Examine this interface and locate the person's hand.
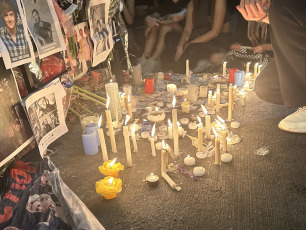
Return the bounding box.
[236,0,267,21]
[145,16,158,28]
[175,46,184,62]
[252,44,266,53]
[230,43,241,51]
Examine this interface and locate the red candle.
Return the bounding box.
[145,78,154,94]
[228,68,238,84]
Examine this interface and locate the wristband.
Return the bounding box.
[258,13,268,22]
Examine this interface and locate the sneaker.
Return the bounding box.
[142,58,161,73]
[278,106,306,133]
[137,55,147,66]
[192,59,212,73]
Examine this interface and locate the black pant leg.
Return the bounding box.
[269,0,306,107]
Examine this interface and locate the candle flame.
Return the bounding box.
[98,115,102,128]
[226,137,231,142]
[255,63,259,67]
[108,177,114,185]
[162,139,166,149]
[109,158,117,167]
[245,73,252,77]
[212,93,216,99]
[151,123,156,137]
[223,61,227,65]
[184,98,187,102]
[197,115,202,123]
[212,127,218,137]
[128,94,130,103]
[125,115,130,126]
[258,65,263,68]
[217,115,225,124]
[234,85,237,89]
[209,90,212,95]
[247,62,251,65]
[244,81,249,88]
[213,74,218,79]
[106,94,110,109]
[177,121,181,127]
[201,105,208,115]
[215,119,222,127]
[132,124,136,133]
[151,173,154,176]
[168,119,172,126]
[217,89,220,92]
[172,95,176,108]
[110,79,113,83]
[155,107,158,111]
[187,155,190,158]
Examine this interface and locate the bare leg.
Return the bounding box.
[143,26,159,58]
[210,52,226,65]
[152,23,183,60]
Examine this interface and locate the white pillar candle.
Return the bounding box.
[223,61,227,77]
[199,86,208,98]
[187,84,198,103]
[184,155,196,166]
[131,124,138,153]
[98,116,108,162]
[105,82,122,121]
[193,167,205,176]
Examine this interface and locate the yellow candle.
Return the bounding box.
[201,105,211,140]
[99,158,124,178]
[98,115,108,162]
[228,86,233,122]
[197,116,203,152]
[212,127,221,165]
[127,94,133,119]
[95,176,122,199]
[172,96,179,156]
[161,140,168,173]
[216,89,221,113]
[207,90,212,107]
[221,130,227,152]
[106,94,117,153]
[150,123,156,157]
[181,98,190,113]
[223,61,227,77]
[186,59,190,79]
[168,119,173,139]
[123,115,132,167]
[131,124,138,152]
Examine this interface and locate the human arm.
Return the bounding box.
[236,0,269,24]
[121,0,135,25]
[189,0,227,44]
[252,43,272,53]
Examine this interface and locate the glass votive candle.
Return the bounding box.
[144,78,154,94]
[228,68,238,84]
[80,113,99,132]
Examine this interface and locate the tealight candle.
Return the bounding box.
[181,118,189,125]
[193,167,205,177]
[181,98,191,113]
[188,122,197,130]
[146,173,160,187]
[196,151,208,159]
[199,112,206,118]
[184,155,195,166]
[167,84,177,93]
[141,131,150,138]
[96,176,122,199]
[221,153,233,163]
[99,158,124,178]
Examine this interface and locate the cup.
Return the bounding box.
[80,113,99,132]
[164,73,170,80]
[229,68,238,84]
[132,64,143,86]
[145,78,154,94]
[167,84,177,93]
[234,71,245,87]
[157,72,164,80]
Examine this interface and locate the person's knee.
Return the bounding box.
[209,53,226,65]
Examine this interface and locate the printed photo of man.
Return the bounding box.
[0,0,30,62]
[32,9,53,46]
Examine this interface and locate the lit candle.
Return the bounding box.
[172,96,179,156]
[95,176,122,199]
[146,173,159,187]
[221,126,227,153]
[254,63,258,76]
[197,116,203,152]
[168,119,173,139]
[240,90,246,106]
[211,93,216,108]
[258,65,263,74]
[216,89,221,113]
[223,61,227,77]
[177,122,183,137]
[99,157,124,178]
[123,115,132,167]
[228,86,233,122]
[161,140,168,173]
[184,155,195,166]
[181,98,190,113]
[246,62,251,73]
[149,123,157,157]
[98,115,108,162]
[207,90,212,107]
[186,59,190,79]
[105,94,117,153]
[201,105,211,139]
[233,85,237,110]
[212,127,221,165]
[127,94,133,119]
[131,124,138,152]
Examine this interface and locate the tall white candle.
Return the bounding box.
[254,63,259,76]
[98,115,108,162]
[201,105,211,140]
[207,90,212,107]
[131,124,138,152]
[150,123,157,157]
[228,86,233,122]
[223,61,227,77]
[161,140,168,173]
[186,59,190,79]
[127,94,133,119]
[197,116,203,152]
[172,96,179,156]
[123,115,132,167]
[246,62,251,73]
[105,94,117,153]
[216,89,221,113]
[258,65,263,75]
[212,127,221,165]
[168,119,173,139]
